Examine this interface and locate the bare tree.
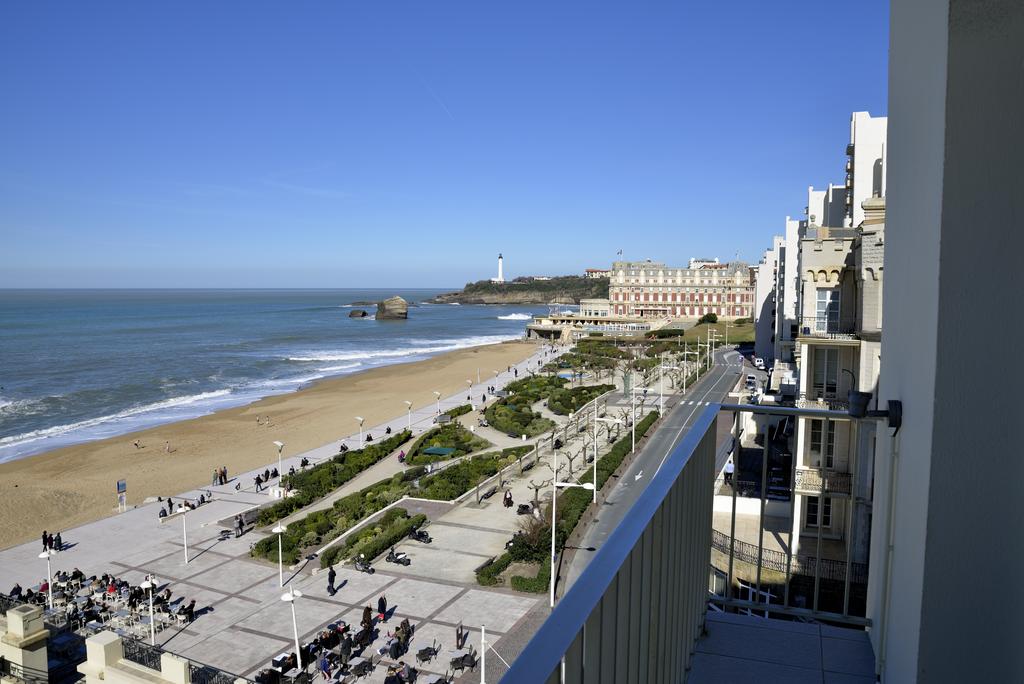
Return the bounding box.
[528,478,552,506]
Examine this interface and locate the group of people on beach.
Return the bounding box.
[212,465,229,486]
[40,530,63,553]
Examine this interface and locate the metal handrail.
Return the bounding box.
[0,659,51,684]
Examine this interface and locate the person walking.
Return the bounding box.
[235,514,244,538]
[361,605,372,629]
[339,634,352,671]
[41,530,48,552]
[724,458,734,486]
[46,533,55,552]
[377,595,388,622]
[327,565,337,596]
[254,474,263,492]
[211,469,219,487]
[53,532,62,552]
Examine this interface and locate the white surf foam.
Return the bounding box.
[497,313,531,320]
[0,389,233,452]
[287,335,519,364]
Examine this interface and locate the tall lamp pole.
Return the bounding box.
[549,445,595,607]
[141,577,156,644]
[281,588,304,669]
[38,549,56,609]
[273,441,284,482]
[355,416,364,444]
[272,524,287,586]
[404,401,413,430]
[433,391,442,414]
[594,414,623,503]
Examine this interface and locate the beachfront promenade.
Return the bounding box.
[0,346,568,682]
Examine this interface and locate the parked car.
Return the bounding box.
[754,357,765,370]
[745,374,757,388]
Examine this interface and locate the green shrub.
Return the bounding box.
[546,384,615,415]
[484,376,566,437]
[476,552,514,586]
[510,560,550,593]
[407,423,491,465]
[445,404,473,419]
[346,514,427,564]
[697,313,719,324]
[257,430,411,526]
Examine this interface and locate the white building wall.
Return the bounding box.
[774,217,802,363]
[849,112,888,227]
[754,235,783,362]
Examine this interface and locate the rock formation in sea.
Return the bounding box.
[348,309,369,318]
[375,296,409,320]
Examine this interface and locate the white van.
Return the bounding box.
[754,357,765,370]
[745,374,757,389]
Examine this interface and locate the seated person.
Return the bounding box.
[9,583,22,598]
[178,599,196,622]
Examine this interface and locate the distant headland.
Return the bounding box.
[427,275,609,305]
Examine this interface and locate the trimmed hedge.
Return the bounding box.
[445,404,473,419]
[407,423,491,466]
[484,376,565,437]
[252,467,422,565]
[476,552,514,586]
[256,430,411,526]
[416,450,513,501]
[546,384,615,415]
[510,559,550,593]
[319,511,427,568]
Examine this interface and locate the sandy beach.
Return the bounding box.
[0,340,536,550]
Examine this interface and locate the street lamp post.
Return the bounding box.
[140,577,156,644]
[404,401,413,430]
[630,386,652,453]
[549,445,595,607]
[182,508,189,564]
[594,413,623,504]
[281,588,304,670]
[680,349,698,392]
[433,391,442,415]
[659,360,680,414]
[272,524,286,587]
[273,441,284,482]
[38,549,55,609]
[355,416,364,444]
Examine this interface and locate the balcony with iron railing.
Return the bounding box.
[502,402,876,683]
[794,467,852,496]
[797,316,859,341]
[795,391,850,411]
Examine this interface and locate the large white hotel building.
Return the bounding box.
[607,259,755,319]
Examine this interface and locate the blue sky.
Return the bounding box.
[0,2,889,288]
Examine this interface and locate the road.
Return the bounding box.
[563,346,745,590]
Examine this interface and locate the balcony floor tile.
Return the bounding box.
[695,616,822,670]
[823,635,876,675]
[689,652,822,683]
[688,613,876,683]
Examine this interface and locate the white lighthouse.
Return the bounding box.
[491,253,505,283]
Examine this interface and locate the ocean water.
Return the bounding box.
[0,289,545,463]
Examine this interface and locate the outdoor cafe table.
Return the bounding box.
[77,588,92,598]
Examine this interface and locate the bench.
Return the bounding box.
[480,485,498,500]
